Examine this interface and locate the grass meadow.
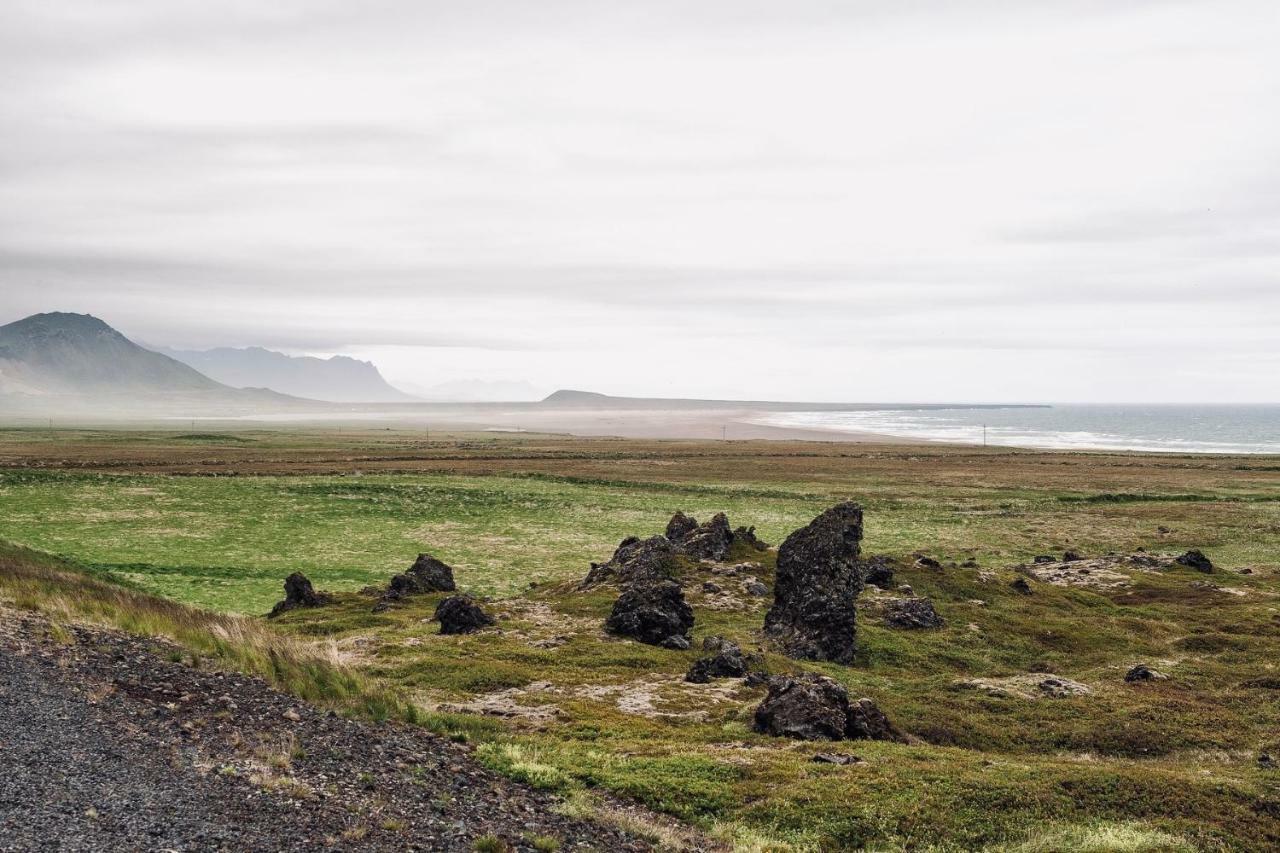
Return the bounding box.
[2,428,1279,850]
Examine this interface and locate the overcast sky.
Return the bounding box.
[2,0,1277,402]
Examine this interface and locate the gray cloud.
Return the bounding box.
[1,0,1277,402]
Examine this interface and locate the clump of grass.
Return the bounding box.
[998,820,1195,852]
[522,833,561,852]
[0,543,417,725]
[471,834,511,852]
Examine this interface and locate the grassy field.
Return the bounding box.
[2,427,1280,850]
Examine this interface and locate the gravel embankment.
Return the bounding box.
[0,611,652,852]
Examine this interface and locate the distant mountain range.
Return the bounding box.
[0,312,227,396]
[156,346,416,403]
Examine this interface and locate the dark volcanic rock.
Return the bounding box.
[858,555,897,590]
[744,579,769,596]
[1124,664,1168,683]
[382,553,457,602]
[434,595,495,635]
[811,753,862,765]
[582,536,680,587]
[764,502,865,664]
[268,572,332,619]
[684,640,761,683]
[1063,551,1083,562]
[846,697,905,742]
[1175,549,1214,573]
[664,511,699,543]
[914,553,942,569]
[604,580,694,648]
[1033,555,1055,564]
[681,512,734,561]
[1010,576,1034,595]
[883,597,944,630]
[732,526,770,551]
[752,673,903,742]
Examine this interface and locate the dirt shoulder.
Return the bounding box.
[0,610,652,852]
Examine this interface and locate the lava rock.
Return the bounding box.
[1033,555,1055,564]
[744,579,769,596]
[811,753,862,765]
[702,581,722,594]
[664,511,699,543]
[1175,550,1214,573]
[752,673,903,742]
[434,595,495,635]
[681,512,734,561]
[764,502,865,664]
[1063,551,1083,562]
[378,554,458,609]
[914,554,942,569]
[268,572,332,619]
[1010,576,1034,595]
[732,526,770,551]
[857,555,898,590]
[604,580,694,648]
[883,598,944,630]
[582,536,680,587]
[1124,664,1168,683]
[685,641,761,683]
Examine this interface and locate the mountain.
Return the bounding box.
[157,347,415,403]
[0,313,225,396]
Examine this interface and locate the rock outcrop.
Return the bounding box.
[375,553,459,611]
[582,536,680,587]
[1124,664,1168,683]
[435,595,495,635]
[732,526,770,552]
[684,638,762,683]
[681,513,734,561]
[1175,550,1214,573]
[752,673,903,742]
[664,511,699,543]
[883,597,944,630]
[604,580,694,649]
[268,572,332,618]
[764,502,865,664]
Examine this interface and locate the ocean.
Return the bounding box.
[749,404,1280,454]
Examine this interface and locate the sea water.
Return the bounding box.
[750,405,1280,454]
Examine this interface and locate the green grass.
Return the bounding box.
[2,432,1279,850]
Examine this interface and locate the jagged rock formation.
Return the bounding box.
[435,595,495,635]
[664,511,699,543]
[764,502,865,664]
[752,673,903,742]
[883,597,944,630]
[680,513,734,561]
[582,536,679,587]
[604,580,694,649]
[267,572,332,618]
[1124,664,1168,682]
[374,554,458,611]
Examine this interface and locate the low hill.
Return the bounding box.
[0,313,224,396]
[158,346,416,403]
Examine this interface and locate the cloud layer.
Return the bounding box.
[2,0,1277,401]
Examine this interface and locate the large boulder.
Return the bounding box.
[681,512,734,561]
[435,594,495,635]
[268,572,332,618]
[375,553,459,611]
[665,511,699,543]
[883,597,944,630]
[582,536,681,587]
[604,579,694,649]
[752,673,903,742]
[764,502,865,664]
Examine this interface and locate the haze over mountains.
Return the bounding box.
[157,346,415,403]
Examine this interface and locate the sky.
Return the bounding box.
[1,0,1278,403]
